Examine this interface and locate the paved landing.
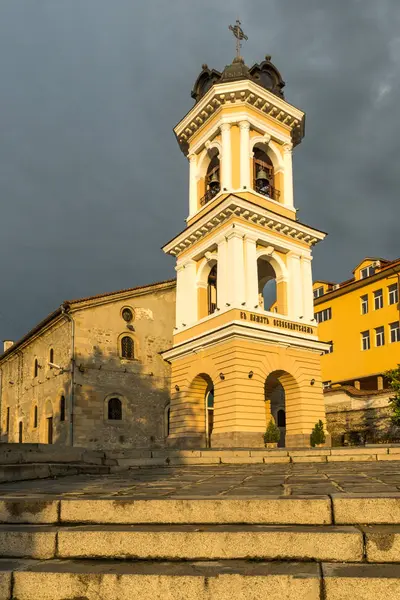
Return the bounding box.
[0,461,399,497]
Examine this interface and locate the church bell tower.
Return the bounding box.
[162,24,329,448]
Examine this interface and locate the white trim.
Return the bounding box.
[162,321,328,362]
[163,196,325,257]
[175,79,304,151]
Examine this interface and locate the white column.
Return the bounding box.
[216,237,228,310]
[188,154,198,217]
[244,234,259,310]
[283,143,294,208]
[287,253,303,320]
[239,120,250,189]
[226,230,245,307]
[301,255,314,322]
[220,122,232,191]
[175,260,197,328]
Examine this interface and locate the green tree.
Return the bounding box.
[310,420,326,446]
[264,418,280,444]
[385,364,400,425]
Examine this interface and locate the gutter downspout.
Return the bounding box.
[61,304,75,446]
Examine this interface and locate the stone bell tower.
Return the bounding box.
[162,29,329,448]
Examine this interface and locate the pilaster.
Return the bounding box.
[287,253,303,320]
[244,234,259,310]
[301,255,314,322]
[239,120,251,189]
[188,154,198,217]
[175,259,197,329]
[283,143,294,208]
[220,122,232,190]
[226,229,245,307]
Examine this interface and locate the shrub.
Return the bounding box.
[310,420,326,446]
[386,365,400,426]
[264,418,280,444]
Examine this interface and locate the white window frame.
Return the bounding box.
[360,265,375,279]
[361,330,370,351]
[373,289,383,310]
[315,307,332,324]
[388,283,399,306]
[360,294,368,315]
[375,326,385,347]
[313,286,324,299]
[390,321,400,343]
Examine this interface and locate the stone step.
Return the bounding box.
[0,524,363,562]
[0,558,398,599]
[0,463,110,484]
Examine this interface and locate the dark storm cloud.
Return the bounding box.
[0,0,399,339]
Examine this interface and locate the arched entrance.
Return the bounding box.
[184,373,214,448]
[265,370,299,448]
[257,257,277,311]
[205,386,214,447]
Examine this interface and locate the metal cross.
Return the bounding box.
[229,19,248,58]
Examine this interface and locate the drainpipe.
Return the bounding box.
[61,304,75,446]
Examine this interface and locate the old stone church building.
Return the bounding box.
[0,281,175,449]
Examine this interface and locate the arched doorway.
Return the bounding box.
[257,257,277,311]
[207,265,217,314]
[205,386,214,447]
[264,371,298,448]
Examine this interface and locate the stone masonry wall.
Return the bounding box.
[71,285,175,449]
[0,318,72,444]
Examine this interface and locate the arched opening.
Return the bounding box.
[108,397,122,421]
[34,358,39,378]
[207,264,217,315]
[164,404,171,438]
[18,421,23,443]
[49,348,54,365]
[264,370,301,448]
[253,146,279,201]
[205,386,214,448]
[33,406,38,429]
[60,396,66,422]
[257,257,277,311]
[121,336,134,360]
[45,400,53,444]
[185,373,214,447]
[201,151,220,206]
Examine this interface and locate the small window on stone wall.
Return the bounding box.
[34,358,39,378]
[49,348,54,365]
[121,336,134,359]
[18,421,23,443]
[34,406,38,428]
[60,396,66,422]
[108,398,122,420]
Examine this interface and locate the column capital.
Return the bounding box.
[226,230,243,241]
[220,122,231,133]
[239,120,250,131]
[188,153,197,163]
[243,233,258,243]
[176,259,196,271]
[287,251,301,260]
[283,143,293,154]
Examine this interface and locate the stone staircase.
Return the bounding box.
[0,495,398,598]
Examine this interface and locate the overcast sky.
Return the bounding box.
[0,0,399,341]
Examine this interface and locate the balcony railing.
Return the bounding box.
[254,181,280,201]
[200,186,220,206]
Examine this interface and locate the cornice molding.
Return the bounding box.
[162,322,327,362]
[163,195,325,258]
[175,80,305,155]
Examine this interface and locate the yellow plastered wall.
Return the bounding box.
[316,274,400,383]
[168,338,326,439]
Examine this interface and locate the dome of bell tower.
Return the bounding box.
[191,55,285,104]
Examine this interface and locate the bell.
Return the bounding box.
[208,171,220,192]
[256,168,268,182]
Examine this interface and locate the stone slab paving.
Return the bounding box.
[0,461,398,497]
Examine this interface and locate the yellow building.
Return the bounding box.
[162,46,329,448]
[314,257,400,390]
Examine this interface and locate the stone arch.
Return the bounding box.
[197,254,218,319]
[264,369,300,448]
[197,144,221,208]
[168,371,215,448]
[117,332,139,360]
[103,393,126,423]
[42,399,54,444]
[250,137,284,201]
[257,250,288,314]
